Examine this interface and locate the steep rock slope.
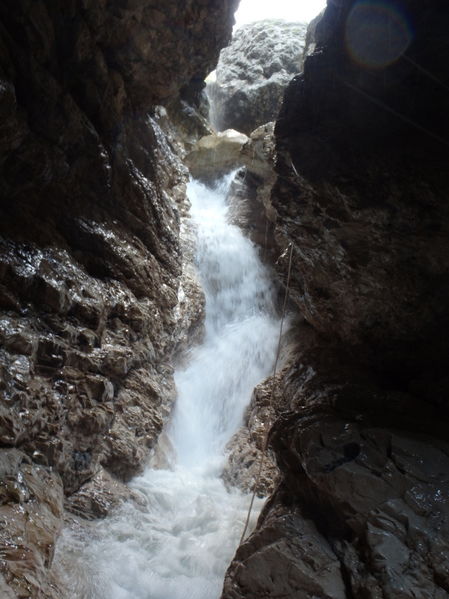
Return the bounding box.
[223,1,449,597]
[209,20,307,134]
[0,1,238,596]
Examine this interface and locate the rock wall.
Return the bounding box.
[0,1,238,596]
[223,1,449,597]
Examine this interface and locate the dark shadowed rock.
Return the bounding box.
[224,327,449,598]
[222,1,449,597]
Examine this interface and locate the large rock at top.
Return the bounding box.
[208,20,307,134]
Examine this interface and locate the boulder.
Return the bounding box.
[185,129,248,182]
[208,20,307,134]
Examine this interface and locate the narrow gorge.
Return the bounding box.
[1,1,449,599]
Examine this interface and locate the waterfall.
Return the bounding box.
[205,78,222,132]
[55,174,281,599]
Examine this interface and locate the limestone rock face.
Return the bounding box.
[209,21,307,134]
[223,1,449,597]
[0,0,238,595]
[185,129,248,182]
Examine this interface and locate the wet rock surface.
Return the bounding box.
[224,328,449,598]
[222,374,281,498]
[209,20,307,134]
[223,497,347,599]
[173,208,207,358]
[223,1,449,597]
[0,0,238,595]
[65,467,144,520]
[0,450,64,598]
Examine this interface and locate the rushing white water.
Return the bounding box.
[55,174,281,599]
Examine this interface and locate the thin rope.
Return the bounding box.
[263,218,269,262]
[239,241,294,545]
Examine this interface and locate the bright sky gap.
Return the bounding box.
[234,0,327,27]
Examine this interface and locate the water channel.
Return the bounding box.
[56,174,281,599]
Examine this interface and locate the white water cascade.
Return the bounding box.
[56,174,281,599]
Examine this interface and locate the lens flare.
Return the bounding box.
[345,1,413,68]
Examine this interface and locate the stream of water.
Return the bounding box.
[56,175,281,599]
